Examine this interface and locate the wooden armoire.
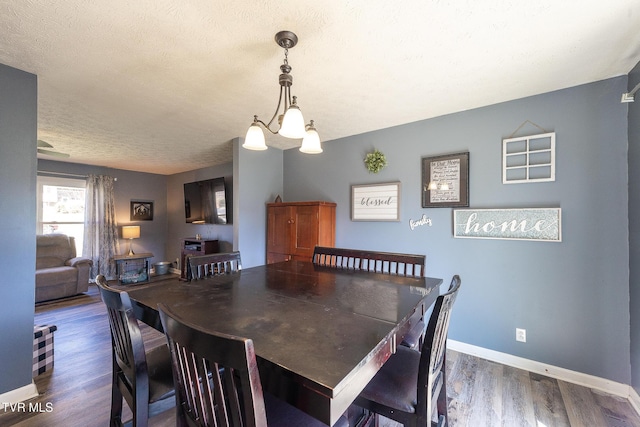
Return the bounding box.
[266,201,336,264]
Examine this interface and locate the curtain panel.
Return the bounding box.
[84,174,120,279]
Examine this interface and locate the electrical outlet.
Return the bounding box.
[516,328,526,343]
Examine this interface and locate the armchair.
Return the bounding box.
[35,234,93,303]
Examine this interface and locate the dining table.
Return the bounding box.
[114,260,442,426]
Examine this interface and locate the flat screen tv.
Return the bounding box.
[184,177,230,224]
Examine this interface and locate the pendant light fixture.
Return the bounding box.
[243,31,322,154]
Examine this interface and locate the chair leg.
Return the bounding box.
[436,373,449,425]
[436,349,449,427]
[110,366,124,426]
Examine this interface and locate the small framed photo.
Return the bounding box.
[130,201,153,221]
[422,151,469,208]
[351,182,401,221]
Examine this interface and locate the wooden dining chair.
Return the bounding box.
[96,275,176,427]
[313,246,428,349]
[354,275,461,427]
[312,246,426,277]
[158,303,348,427]
[187,251,242,280]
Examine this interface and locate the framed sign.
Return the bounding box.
[130,201,153,221]
[453,208,561,242]
[422,151,469,208]
[351,182,401,221]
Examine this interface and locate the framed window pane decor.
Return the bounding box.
[421,151,469,208]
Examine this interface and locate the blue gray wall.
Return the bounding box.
[282,77,631,384]
[0,64,37,394]
[166,162,234,266]
[233,137,284,268]
[629,61,640,395]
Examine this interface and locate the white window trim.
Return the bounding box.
[36,175,86,234]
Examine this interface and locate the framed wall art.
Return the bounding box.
[130,201,153,221]
[351,182,401,221]
[453,208,561,242]
[422,151,469,208]
[502,132,556,184]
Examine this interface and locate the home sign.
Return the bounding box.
[453,208,561,242]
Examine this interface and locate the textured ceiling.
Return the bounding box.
[1,1,640,175]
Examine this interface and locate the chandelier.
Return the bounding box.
[243,31,322,154]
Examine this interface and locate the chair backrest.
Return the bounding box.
[416,275,461,421]
[96,275,149,404]
[188,252,242,280]
[312,246,426,277]
[36,233,76,268]
[158,303,268,427]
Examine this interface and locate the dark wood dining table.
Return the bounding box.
[115,260,442,426]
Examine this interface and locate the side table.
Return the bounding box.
[113,252,154,285]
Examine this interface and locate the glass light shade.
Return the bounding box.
[278,105,306,138]
[243,123,268,150]
[122,225,140,239]
[300,128,322,154]
[427,181,438,190]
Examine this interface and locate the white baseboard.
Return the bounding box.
[448,339,632,399]
[0,382,38,405]
[629,387,640,415]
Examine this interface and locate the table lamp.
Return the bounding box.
[122,225,140,256]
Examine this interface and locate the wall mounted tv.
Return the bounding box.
[184,177,231,224]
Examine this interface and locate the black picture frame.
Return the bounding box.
[130,201,153,221]
[421,151,469,208]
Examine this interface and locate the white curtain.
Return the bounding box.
[84,174,120,279]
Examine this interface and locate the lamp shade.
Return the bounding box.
[243,123,268,150]
[278,105,306,139]
[122,225,140,239]
[300,126,322,154]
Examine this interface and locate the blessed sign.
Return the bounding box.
[351,182,401,221]
[453,208,561,242]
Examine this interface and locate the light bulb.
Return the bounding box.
[300,122,322,154]
[279,104,306,138]
[243,121,267,150]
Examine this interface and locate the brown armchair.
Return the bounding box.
[35,234,92,303]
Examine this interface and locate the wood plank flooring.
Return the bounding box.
[2,283,639,427]
[382,351,640,427]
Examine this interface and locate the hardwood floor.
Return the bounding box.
[443,352,640,427]
[2,282,640,427]
[0,283,174,427]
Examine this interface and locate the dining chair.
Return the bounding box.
[96,275,175,427]
[313,246,428,349]
[354,275,461,427]
[157,303,348,427]
[187,251,242,280]
[312,246,426,277]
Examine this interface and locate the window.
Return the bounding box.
[37,175,86,256]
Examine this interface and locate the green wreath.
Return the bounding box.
[364,149,387,173]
